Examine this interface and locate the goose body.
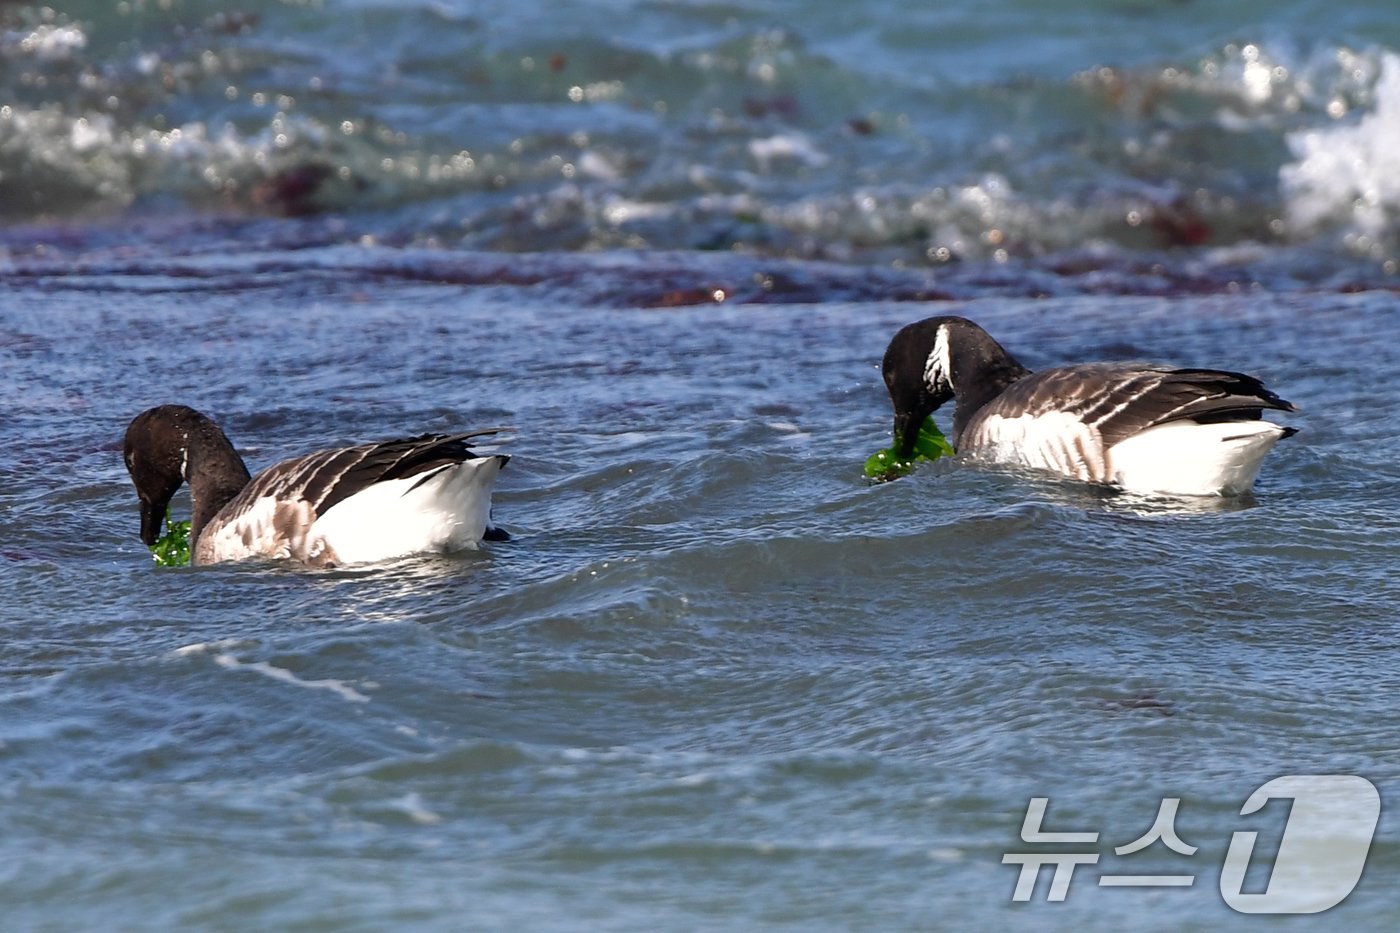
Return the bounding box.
[881,317,1296,496]
[123,405,508,567]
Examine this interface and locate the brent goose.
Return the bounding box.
[123,405,509,566]
[881,316,1297,496]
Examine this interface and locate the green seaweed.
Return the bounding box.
[150,509,191,567]
[864,416,955,482]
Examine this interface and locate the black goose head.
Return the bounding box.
[123,405,249,548]
[881,316,1028,457]
[124,405,197,545]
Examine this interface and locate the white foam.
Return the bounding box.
[4,24,88,63]
[175,640,371,702]
[390,792,443,825]
[211,652,371,703]
[1281,52,1400,242]
[577,150,620,182]
[766,420,809,437]
[171,638,254,657]
[748,133,828,171]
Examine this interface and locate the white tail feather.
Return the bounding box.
[1108,421,1290,496]
[309,455,507,563]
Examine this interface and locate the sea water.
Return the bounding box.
[2,1,1399,929]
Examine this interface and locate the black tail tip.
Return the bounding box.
[482,525,511,542]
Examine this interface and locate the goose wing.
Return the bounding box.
[957,364,1294,483]
[195,430,504,564]
[243,429,504,518]
[974,363,1294,449]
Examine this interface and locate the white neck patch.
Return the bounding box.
[923,324,953,393]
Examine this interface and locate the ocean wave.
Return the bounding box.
[1280,51,1400,258]
[1,2,1398,278]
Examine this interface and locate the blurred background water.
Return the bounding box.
[2,1,1399,929]
[4,0,1400,281]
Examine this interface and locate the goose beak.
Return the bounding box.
[139,498,166,546]
[892,410,918,458]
